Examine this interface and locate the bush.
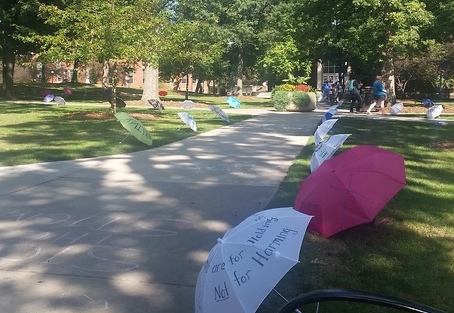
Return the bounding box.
[271,90,312,111]
[271,90,290,111]
[273,83,295,92]
[295,84,311,92]
[292,90,311,108]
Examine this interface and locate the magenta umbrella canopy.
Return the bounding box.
[293,145,406,238]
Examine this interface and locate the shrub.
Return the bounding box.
[292,90,311,108]
[273,83,295,93]
[271,90,290,111]
[295,84,310,92]
[271,90,313,111]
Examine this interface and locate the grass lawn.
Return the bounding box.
[259,117,454,313]
[2,83,453,312]
[0,102,254,166]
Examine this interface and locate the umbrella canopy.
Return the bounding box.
[390,102,404,115]
[147,99,165,110]
[54,96,66,105]
[208,105,230,123]
[109,97,126,108]
[294,145,406,238]
[226,96,241,108]
[177,112,197,131]
[310,134,351,172]
[321,107,337,123]
[314,119,339,146]
[195,207,312,313]
[427,105,443,119]
[114,112,153,146]
[422,99,434,108]
[181,100,195,109]
[43,94,55,103]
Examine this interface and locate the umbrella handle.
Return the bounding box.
[273,289,303,313]
[119,134,130,144]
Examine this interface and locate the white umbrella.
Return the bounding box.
[426,105,443,119]
[54,96,66,105]
[314,119,339,146]
[390,102,404,115]
[208,105,230,123]
[310,133,351,172]
[195,207,312,313]
[177,112,197,131]
[321,107,337,123]
[181,100,195,109]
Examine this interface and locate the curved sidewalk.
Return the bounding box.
[0,109,323,313]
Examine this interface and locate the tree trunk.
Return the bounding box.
[236,49,243,96]
[2,34,15,99]
[195,77,204,94]
[383,57,396,104]
[102,60,110,89]
[185,73,189,100]
[109,60,118,113]
[71,58,80,82]
[140,64,160,102]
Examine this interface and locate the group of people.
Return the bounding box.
[323,75,387,115]
[320,80,343,104]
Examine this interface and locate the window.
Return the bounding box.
[323,61,340,82]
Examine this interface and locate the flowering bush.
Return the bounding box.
[294,84,310,92]
[158,90,168,96]
[273,83,295,93]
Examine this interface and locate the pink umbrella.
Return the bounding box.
[293,145,406,238]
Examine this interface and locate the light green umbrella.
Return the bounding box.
[114,112,153,146]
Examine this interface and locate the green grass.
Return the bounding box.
[259,117,454,313]
[0,102,252,166]
[6,82,274,109]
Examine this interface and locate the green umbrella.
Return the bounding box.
[114,112,152,146]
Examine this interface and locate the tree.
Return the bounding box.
[40,0,216,105]
[282,0,435,103]
[1,0,50,98]
[156,0,229,97]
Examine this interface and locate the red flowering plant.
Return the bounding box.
[158,90,168,96]
[295,84,310,92]
[282,73,311,91]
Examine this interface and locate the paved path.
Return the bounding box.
[0,109,323,313]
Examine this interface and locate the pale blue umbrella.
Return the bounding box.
[226,96,241,108]
[43,94,55,103]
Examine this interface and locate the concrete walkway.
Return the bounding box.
[0,109,323,313]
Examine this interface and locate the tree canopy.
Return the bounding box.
[2,0,454,100]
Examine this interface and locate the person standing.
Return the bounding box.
[334,81,343,103]
[367,75,387,115]
[321,80,331,102]
[349,77,362,113]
